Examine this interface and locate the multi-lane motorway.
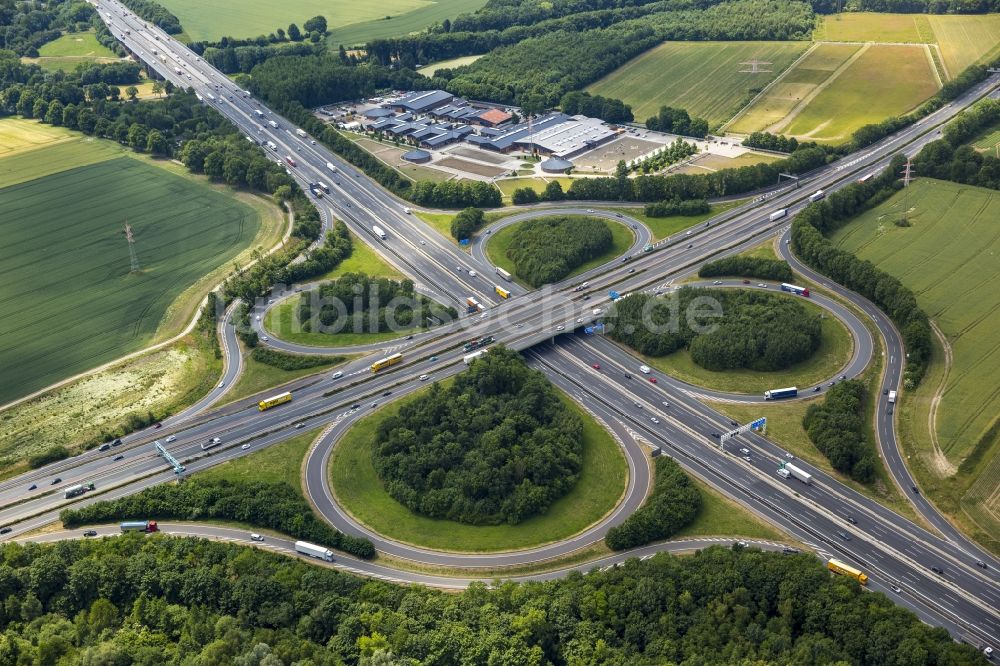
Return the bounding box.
[10,0,998,651]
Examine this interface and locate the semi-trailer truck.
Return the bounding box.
[120,520,158,533]
[317,181,330,194]
[463,336,494,353]
[827,558,867,585]
[64,482,95,499]
[465,297,483,313]
[496,267,512,281]
[764,386,797,400]
[888,390,897,403]
[780,283,810,297]
[326,162,337,172]
[808,190,826,202]
[295,541,334,562]
[268,120,279,129]
[777,462,812,485]
[768,209,787,222]
[373,225,386,240]
[296,128,307,138]
[464,350,487,364]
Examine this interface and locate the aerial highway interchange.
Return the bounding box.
[7,0,999,652]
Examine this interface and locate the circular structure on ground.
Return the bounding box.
[402,149,431,163]
[327,384,630,553]
[540,157,573,173]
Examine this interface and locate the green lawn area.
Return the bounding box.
[225,347,348,403]
[495,177,574,200]
[637,295,853,395]
[329,387,628,552]
[0,148,259,406]
[676,476,785,541]
[326,0,487,48]
[784,44,939,143]
[813,12,932,43]
[38,30,118,57]
[485,216,634,286]
[415,211,456,239]
[318,233,404,280]
[417,54,484,77]
[198,427,323,496]
[263,297,417,347]
[831,179,1000,465]
[586,41,809,127]
[609,201,740,241]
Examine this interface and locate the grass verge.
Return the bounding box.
[224,344,348,404]
[197,426,322,496]
[263,297,418,347]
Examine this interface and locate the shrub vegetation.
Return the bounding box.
[605,456,700,550]
[803,380,877,483]
[699,256,794,282]
[506,215,613,287]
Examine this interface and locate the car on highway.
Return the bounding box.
[739,448,750,455]
[742,279,750,284]
[27,484,36,491]
[891,585,902,593]
[370,402,378,408]
[260,336,268,342]
[250,533,264,542]
[218,381,225,388]
[847,515,858,525]
[0,527,11,535]
[628,268,635,274]
[813,386,821,392]
[587,209,595,213]
[555,325,565,331]
[758,283,766,288]
[112,438,122,447]
[634,402,642,409]
[351,403,360,409]
[911,485,919,494]
[650,417,660,424]
[687,244,693,249]
[99,443,111,451]
[713,280,722,285]
[83,530,98,537]
[930,566,944,575]
[782,547,800,555]
[592,363,600,370]
[975,560,988,569]
[332,371,343,380]
[419,374,430,381]
[382,391,392,397]
[50,477,61,485]
[113,455,124,461]
[710,433,720,438]
[165,435,176,443]
[241,443,251,450]
[729,420,738,427]
[837,531,851,541]
[294,423,305,429]
[661,401,669,407]
[648,377,657,384]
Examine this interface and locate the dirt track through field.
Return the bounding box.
[927,320,957,477]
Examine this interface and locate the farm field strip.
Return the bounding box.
[0,157,259,404]
[586,41,809,127]
[326,0,487,48]
[0,133,125,187]
[928,14,1000,78]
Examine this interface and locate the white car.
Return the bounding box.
[218,381,225,388]
[294,423,305,429]
[241,443,250,450]
[650,417,660,424]
[555,325,565,331]
[250,533,264,542]
[587,209,595,213]
[419,374,430,381]
[165,435,176,443]
[469,270,477,277]
[740,448,750,455]
[713,280,722,285]
[639,365,651,374]
[260,336,268,342]
[331,371,343,380]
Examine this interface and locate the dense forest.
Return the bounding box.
[608,288,822,371]
[791,154,933,387]
[605,456,701,550]
[0,536,983,664]
[60,478,376,558]
[296,273,457,334]
[505,216,613,286]
[912,98,1000,190]
[803,380,877,483]
[372,347,585,525]
[0,0,115,57]
[698,256,794,281]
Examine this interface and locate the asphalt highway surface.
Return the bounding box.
[8,0,996,651]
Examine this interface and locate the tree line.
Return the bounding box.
[560,90,634,123]
[803,380,878,483]
[60,477,376,559]
[644,198,710,217]
[297,272,456,334]
[118,0,182,34]
[608,287,823,371]
[373,347,584,525]
[742,130,800,153]
[631,137,698,174]
[698,255,794,281]
[605,455,701,550]
[249,347,344,371]
[0,535,982,664]
[645,105,709,138]
[791,154,933,388]
[506,215,613,286]
[911,98,1000,191]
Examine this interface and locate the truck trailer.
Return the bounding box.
[764,386,797,400]
[464,350,487,365]
[325,162,337,172]
[120,520,158,533]
[465,297,482,313]
[768,209,788,222]
[777,462,812,485]
[888,390,897,403]
[808,190,826,202]
[64,482,95,499]
[372,225,386,240]
[295,541,334,562]
[496,267,512,281]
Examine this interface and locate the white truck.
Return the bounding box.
[777,462,812,485]
[317,181,330,194]
[887,390,897,404]
[373,226,387,240]
[295,541,334,562]
[266,141,277,151]
[464,350,486,364]
[296,128,307,138]
[326,162,337,173]
[253,109,264,118]
[808,190,826,202]
[769,209,788,222]
[268,120,279,129]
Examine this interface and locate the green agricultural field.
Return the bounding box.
[417,54,483,77]
[38,30,118,58]
[0,156,259,405]
[587,41,809,127]
[728,43,861,134]
[973,126,1000,155]
[329,387,627,552]
[813,12,932,43]
[783,44,938,143]
[326,0,487,47]
[0,132,126,188]
[486,217,633,286]
[928,14,1000,77]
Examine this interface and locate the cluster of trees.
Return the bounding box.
[742,131,800,153]
[223,223,353,305]
[0,0,103,57]
[373,347,584,525]
[249,347,344,371]
[630,137,698,173]
[506,215,613,286]
[791,155,933,387]
[0,538,982,665]
[606,456,701,550]
[645,105,709,138]
[409,178,502,208]
[698,255,794,281]
[644,197,710,217]
[61,478,376,558]
[297,273,456,334]
[811,0,1000,12]
[511,180,570,204]
[608,287,822,371]
[119,0,182,34]
[450,206,485,240]
[803,380,877,482]
[560,90,633,123]
[911,98,1000,190]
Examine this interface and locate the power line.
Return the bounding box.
[125,222,140,273]
[739,58,773,74]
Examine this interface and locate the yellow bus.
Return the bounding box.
[827,558,868,585]
[370,352,403,373]
[495,285,510,299]
[258,391,293,411]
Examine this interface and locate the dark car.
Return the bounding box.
[975,560,988,569]
[883,388,889,395]
[50,477,61,485]
[27,484,36,491]
[112,438,123,447]
[782,547,800,555]
[931,566,944,575]
[813,386,821,392]
[99,443,111,452]
[113,455,124,461]
[837,531,851,541]
[711,433,720,438]
[911,485,920,494]
[624,373,632,379]
[846,516,858,525]
[0,527,11,535]
[729,420,739,427]
[742,279,751,284]
[382,391,392,397]
[351,403,360,410]
[83,530,98,537]
[154,422,162,429]
[405,335,413,340]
